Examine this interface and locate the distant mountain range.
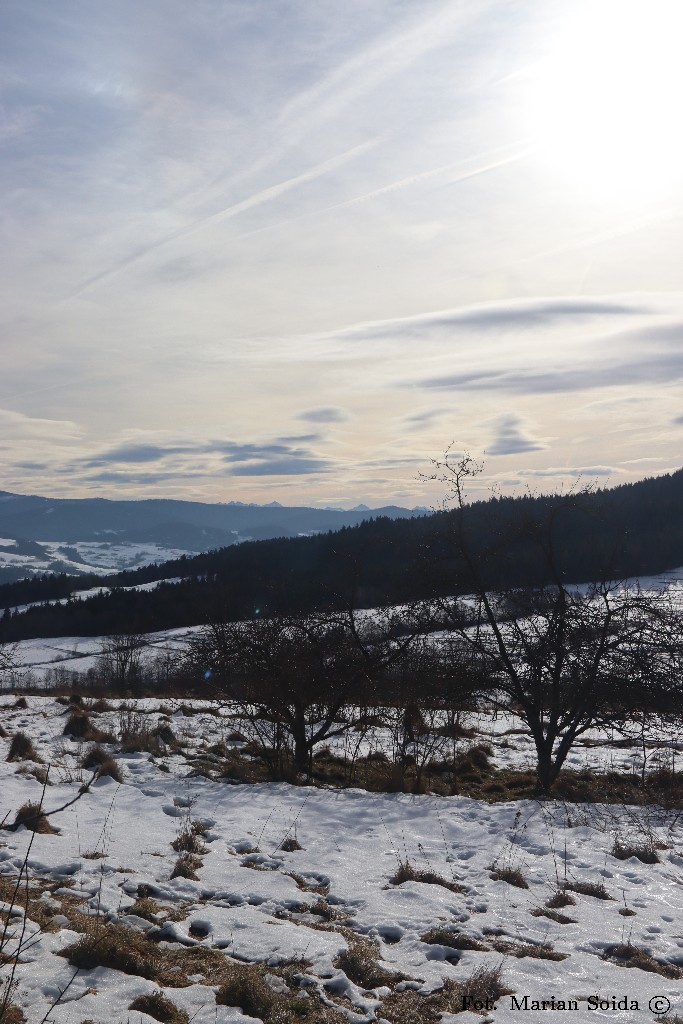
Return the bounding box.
[0,490,422,581]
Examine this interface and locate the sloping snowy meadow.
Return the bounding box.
[1,697,682,1024]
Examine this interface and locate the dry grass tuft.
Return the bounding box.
[128,991,189,1024]
[80,744,110,769]
[421,928,489,952]
[96,757,123,782]
[564,880,612,900]
[11,803,55,834]
[603,943,682,979]
[334,935,396,989]
[546,890,576,909]
[216,961,331,1022]
[491,938,567,961]
[280,835,304,852]
[171,829,207,855]
[170,853,202,880]
[389,860,464,893]
[490,866,529,889]
[63,712,104,742]
[0,1003,26,1024]
[62,925,166,981]
[611,839,660,863]
[6,732,42,763]
[530,907,577,924]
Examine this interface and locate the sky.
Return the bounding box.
[2,0,683,509]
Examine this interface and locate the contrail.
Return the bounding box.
[66,136,382,300]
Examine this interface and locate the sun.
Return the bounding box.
[524,0,683,204]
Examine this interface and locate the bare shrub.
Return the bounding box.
[118,708,162,754]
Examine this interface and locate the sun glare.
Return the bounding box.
[525,0,683,203]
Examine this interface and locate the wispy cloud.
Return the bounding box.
[487,415,546,456]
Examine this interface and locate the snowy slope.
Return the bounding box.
[0,698,682,1024]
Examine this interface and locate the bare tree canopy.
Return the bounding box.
[431,450,683,792]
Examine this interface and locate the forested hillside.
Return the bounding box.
[1,468,682,641]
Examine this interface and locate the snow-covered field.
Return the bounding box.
[1,697,682,1024]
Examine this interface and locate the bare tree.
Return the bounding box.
[96,633,147,690]
[189,606,427,776]
[430,451,683,793]
[0,641,18,690]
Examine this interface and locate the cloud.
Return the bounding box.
[524,465,614,478]
[332,296,648,346]
[402,408,446,430]
[70,433,335,478]
[298,407,349,423]
[0,408,82,441]
[414,349,683,395]
[487,415,546,456]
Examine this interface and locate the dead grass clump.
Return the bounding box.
[380,988,442,1024]
[0,1003,26,1024]
[97,757,123,782]
[12,697,28,710]
[90,697,113,712]
[546,890,576,909]
[63,712,102,741]
[215,966,276,1020]
[171,829,207,855]
[611,839,660,864]
[389,860,464,893]
[456,964,512,1012]
[603,943,682,979]
[11,803,55,834]
[7,732,42,763]
[457,743,492,774]
[227,729,247,741]
[128,991,189,1024]
[170,853,202,880]
[286,872,329,896]
[62,925,163,980]
[421,928,489,952]
[564,880,612,900]
[334,935,395,989]
[119,728,163,756]
[80,744,110,769]
[530,907,577,924]
[153,723,178,746]
[491,938,567,961]
[490,866,529,889]
[280,835,304,852]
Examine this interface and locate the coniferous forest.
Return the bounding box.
[0,468,682,642]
